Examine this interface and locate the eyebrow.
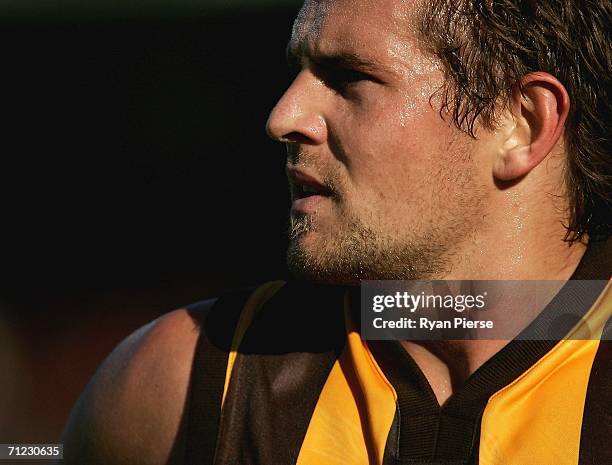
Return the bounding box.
[286,42,392,75]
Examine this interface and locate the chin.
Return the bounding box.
[286,239,365,286]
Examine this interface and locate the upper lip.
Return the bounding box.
[286,164,331,197]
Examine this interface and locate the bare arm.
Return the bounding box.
[57,304,211,465]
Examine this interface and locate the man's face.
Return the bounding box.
[266,0,490,284]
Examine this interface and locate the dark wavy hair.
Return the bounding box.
[417,0,611,241]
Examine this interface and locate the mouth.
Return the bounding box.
[286,165,333,212]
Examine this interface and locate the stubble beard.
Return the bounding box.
[287,206,458,285]
[286,166,485,285]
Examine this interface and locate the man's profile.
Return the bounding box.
[59,1,610,464]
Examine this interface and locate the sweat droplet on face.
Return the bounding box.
[397,78,440,128]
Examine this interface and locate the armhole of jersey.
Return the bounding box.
[183,281,285,465]
[222,280,286,407]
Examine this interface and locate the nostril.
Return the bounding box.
[279,132,314,144]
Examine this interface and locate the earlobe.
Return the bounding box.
[492,72,570,182]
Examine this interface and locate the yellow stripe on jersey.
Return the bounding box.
[296,292,397,465]
[479,282,611,465]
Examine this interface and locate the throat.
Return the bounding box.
[400,340,508,406]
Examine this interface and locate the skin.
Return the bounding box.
[269,0,581,284]
[59,0,587,462]
[279,0,485,282]
[58,307,204,465]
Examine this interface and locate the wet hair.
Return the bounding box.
[418,0,611,241]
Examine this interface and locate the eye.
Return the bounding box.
[316,66,372,93]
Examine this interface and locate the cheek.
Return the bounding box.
[342,106,456,195]
[329,75,471,210]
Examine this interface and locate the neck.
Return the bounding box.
[403,174,588,405]
[440,206,587,282]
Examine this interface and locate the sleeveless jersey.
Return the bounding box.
[184,240,611,465]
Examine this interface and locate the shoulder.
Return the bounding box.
[60,300,216,465]
[59,280,293,465]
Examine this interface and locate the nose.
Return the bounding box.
[265,71,328,145]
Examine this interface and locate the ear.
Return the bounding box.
[493,72,570,181]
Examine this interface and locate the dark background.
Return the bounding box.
[0,0,300,447]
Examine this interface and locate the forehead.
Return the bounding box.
[290,0,422,65]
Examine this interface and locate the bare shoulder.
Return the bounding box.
[60,299,216,465]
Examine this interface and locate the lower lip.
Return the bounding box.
[291,194,329,213]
